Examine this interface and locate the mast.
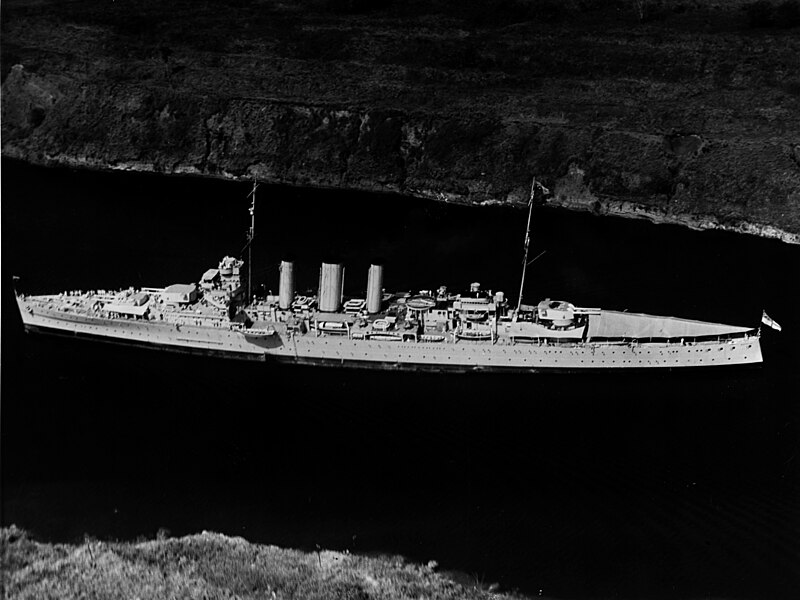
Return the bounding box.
[246,179,258,302]
[516,177,537,311]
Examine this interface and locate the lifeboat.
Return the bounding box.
[456,325,492,341]
[406,295,436,311]
[419,334,445,343]
[237,327,275,339]
[366,332,403,341]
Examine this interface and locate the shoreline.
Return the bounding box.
[4,152,797,245]
[546,195,800,245]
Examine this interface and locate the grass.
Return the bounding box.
[1,526,527,600]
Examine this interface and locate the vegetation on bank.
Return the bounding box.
[1,526,528,600]
[3,0,799,65]
[2,0,798,240]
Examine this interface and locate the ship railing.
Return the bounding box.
[509,329,758,346]
[509,336,584,347]
[587,330,758,345]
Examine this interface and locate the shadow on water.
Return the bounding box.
[2,158,799,599]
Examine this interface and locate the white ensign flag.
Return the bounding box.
[761,311,782,332]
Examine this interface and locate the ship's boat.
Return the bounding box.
[366,332,404,341]
[456,326,493,341]
[237,327,275,339]
[419,334,446,343]
[406,295,436,310]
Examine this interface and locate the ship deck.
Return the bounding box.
[15,288,763,371]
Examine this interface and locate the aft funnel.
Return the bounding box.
[366,264,384,314]
[278,260,295,310]
[318,262,344,312]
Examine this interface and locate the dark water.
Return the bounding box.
[2,158,799,599]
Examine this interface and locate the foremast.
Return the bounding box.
[244,180,259,303]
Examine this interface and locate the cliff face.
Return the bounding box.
[2,0,799,242]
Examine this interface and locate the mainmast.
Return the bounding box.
[516,177,548,312]
[246,179,259,301]
[516,178,536,311]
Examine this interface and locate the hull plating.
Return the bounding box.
[20,303,763,372]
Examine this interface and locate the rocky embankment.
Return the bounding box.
[2,0,799,242]
[1,526,520,600]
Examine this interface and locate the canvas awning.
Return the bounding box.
[104,303,149,316]
[588,310,752,339]
[313,312,354,323]
[164,283,196,294]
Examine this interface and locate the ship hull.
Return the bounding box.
[18,299,763,372]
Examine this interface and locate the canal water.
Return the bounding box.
[2,158,799,598]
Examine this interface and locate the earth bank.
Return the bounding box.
[2,0,799,242]
[1,526,524,600]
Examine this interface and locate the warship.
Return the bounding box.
[15,180,772,371]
